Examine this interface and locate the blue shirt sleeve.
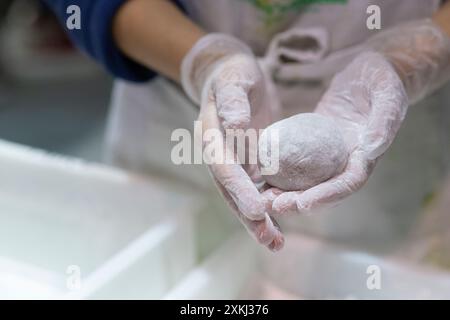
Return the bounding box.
[42,0,184,82]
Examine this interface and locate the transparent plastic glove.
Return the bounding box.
[267,51,408,215]
[367,19,450,105]
[268,19,450,216]
[181,33,284,250]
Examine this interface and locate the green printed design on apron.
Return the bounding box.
[243,0,348,25]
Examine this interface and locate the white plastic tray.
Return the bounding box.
[0,140,200,299]
[164,232,258,300]
[168,233,450,300]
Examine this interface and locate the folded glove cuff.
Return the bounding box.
[181,33,253,105]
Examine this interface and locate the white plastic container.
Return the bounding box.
[258,234,450,299]
[164,232,258,300]
[0,140,199,299]
[166,233,450,300]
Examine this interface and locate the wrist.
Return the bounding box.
[113,0,205,82]
[181,33,253,104]
[433,1,450,38]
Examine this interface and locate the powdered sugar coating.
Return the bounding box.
[259,113,348,191]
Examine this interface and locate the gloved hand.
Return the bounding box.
[181,33,284,251]
[267,19,450,216]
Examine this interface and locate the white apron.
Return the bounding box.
[105,0,447,250]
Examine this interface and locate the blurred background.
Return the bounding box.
[0,0,450,300]
[0,0,110,162]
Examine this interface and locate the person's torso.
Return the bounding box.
[179,0,440,56]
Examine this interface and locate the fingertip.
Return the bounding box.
[272,192,298,215]
[251,213,279,246]
[268,233,285,252]
[295,199,313,216]
[261,188,279,214]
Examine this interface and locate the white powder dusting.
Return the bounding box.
[259,113,348,191]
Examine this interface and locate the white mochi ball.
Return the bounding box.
[259,113,348,191]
